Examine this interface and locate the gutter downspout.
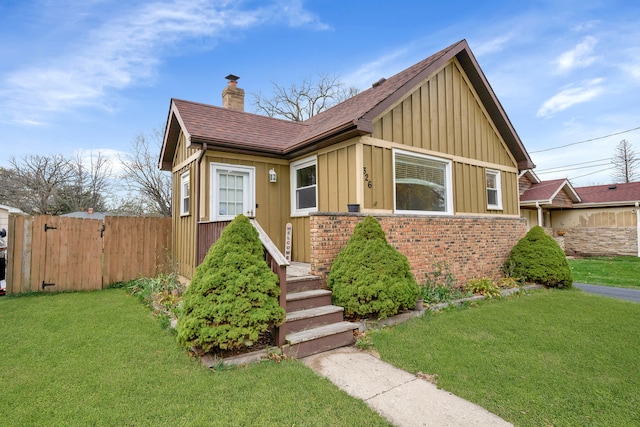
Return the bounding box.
[194,143,208,265]
[636,202,639,258]
[536,202,543,227]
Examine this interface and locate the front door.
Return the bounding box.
[210,163,255,220]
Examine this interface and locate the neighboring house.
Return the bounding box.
[0,204,27,234]
[519,170,581,229]
[160,39,535,283]
[519,171,640,257]
[61,210,110,221]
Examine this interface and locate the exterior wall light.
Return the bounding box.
[269,168,277,183]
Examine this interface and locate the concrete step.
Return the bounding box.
[284,321,357,358]
[286,276,324,294]
[286,305,345,334]
[286,289,332,312]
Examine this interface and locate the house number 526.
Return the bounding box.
[363,167,373,188]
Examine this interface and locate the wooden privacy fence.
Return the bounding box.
[6,215,172,294]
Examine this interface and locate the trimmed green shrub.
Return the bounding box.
[176,215,285,352]
[505,226,573,288]
[327,216,420,319]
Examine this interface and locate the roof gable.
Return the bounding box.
[520,178,581,205]
[519,169,540,184]
[160,40,534,171]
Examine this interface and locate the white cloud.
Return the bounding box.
[0,0,329,126]
[554,36,598,73]
[275,0,331,30]
[571,21,599,32]
[536,78,605,118]
[75,147,128,175]
[619,47,640,83]
[473,34,513,57]
[342,48,410,89]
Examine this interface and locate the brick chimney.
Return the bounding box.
[222,74,244,112]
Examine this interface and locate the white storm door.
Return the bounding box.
[210,163,255,221]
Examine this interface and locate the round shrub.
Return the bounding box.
[505,225,573,288]
[176,214,285,352]
[327,216,419,319]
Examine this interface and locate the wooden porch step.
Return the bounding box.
[284,321,357,358]
[286,289,332,312]
[286,276,324,294]
[286,305,345,334]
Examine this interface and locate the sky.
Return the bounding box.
[2,0,640,187]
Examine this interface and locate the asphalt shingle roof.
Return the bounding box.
[160,40,534,170]
[172,99,304,153]
[575,182,640,204]
[520,179,572,203]
[520,178,640,206]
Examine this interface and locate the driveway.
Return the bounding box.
[574,283,640,303]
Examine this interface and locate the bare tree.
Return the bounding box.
[109,193,155,216]
[251,73,360,122]
[5,155,75,215]
[0,153,114,215]
[57,152,113,213]
[0,166,21,209]
[118,129,172,217]
[611,139,639,183]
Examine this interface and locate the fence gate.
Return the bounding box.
[30,215,104,292]
[6,215,172,294]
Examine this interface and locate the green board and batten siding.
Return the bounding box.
[171,136,302,275]
[171,132,198,278]
[201,152,290,255]
[364,59,520,215]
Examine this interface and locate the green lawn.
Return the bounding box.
[370,289,640,426]
[568,256,640,288]
[0,290,390,427]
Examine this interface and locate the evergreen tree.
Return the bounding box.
[177,215,285,352]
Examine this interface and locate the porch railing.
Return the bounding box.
[197,220,231,265]
[197,219,290,346]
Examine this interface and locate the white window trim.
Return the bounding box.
[180,171,190,216]
[290,155,318,217]
[392,149,454,216]
[210,163,255,221]
[486,169,503,210]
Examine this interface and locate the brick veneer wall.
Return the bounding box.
[561,227,638,257]
[309,213,527,284]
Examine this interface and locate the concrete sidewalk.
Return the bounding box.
[303,347,512,427]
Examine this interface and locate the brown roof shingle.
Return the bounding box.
[575,182,640,204]
[172,99,304,153]
[160,40,534,170]
[520,179,581,204]
[520,179,568,202]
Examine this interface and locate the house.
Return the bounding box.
[0,204,27,234]
[61,209,110,221]
[160,39,536,356]
[160,39,535,284]
[519,172,640,257]
[519,170,581,229]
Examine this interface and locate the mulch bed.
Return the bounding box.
[190,330,277,361]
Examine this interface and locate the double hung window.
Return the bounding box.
[180,171,190,216]
[486,169,503,210]
[290,156,317,216]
